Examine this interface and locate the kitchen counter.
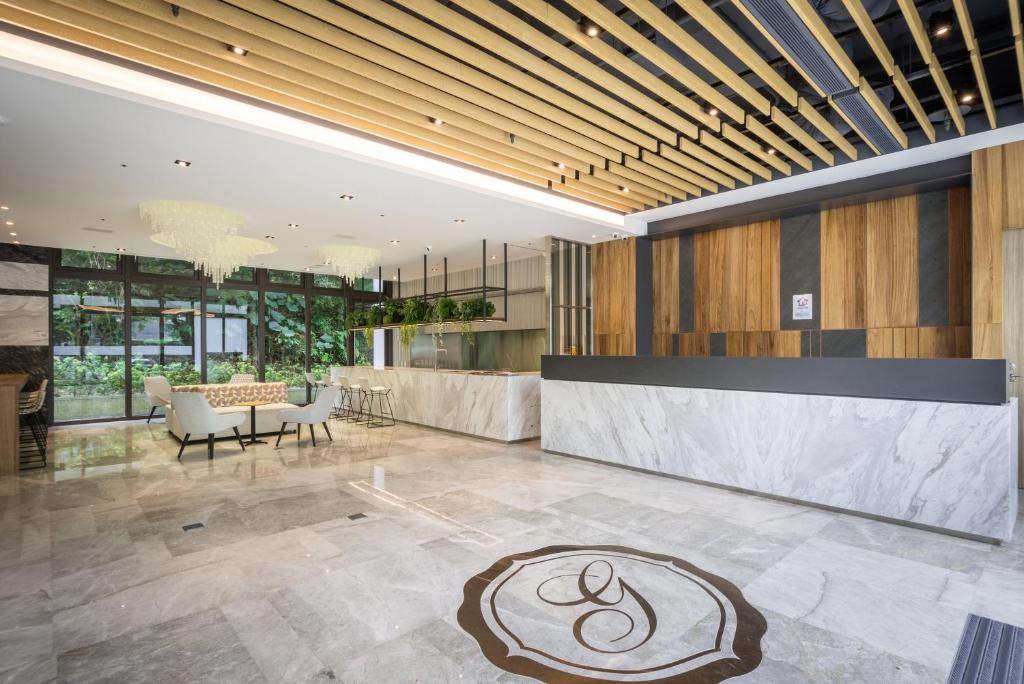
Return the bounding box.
[343,367,540,442]
[541,356,1018,543]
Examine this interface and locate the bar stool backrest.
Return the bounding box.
[356,377,370,390]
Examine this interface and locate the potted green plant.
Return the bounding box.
[402,298,427,324]
[364,306,383,328]
[383,299,403,325]
[345,309,363,329]
[433,297,458,322]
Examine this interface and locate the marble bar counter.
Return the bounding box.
[541,356,1019,542]
[344,366,540,442]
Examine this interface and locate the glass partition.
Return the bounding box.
[264,291,307,403]
[205,287,259,384]
[52,278,126,421]
[129,283,202,416]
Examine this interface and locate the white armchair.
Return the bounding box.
[276,386,340,447]
[143,376,172,423]
[171,392,247,460]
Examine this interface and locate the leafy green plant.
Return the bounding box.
[432,297,458,322]
[364,306,383,327]
[459,297,496,320]
[361,327,374,351]
[345,309,363,329]
[399,322,418,349]
[382,299,404,325]
[402,298,428,324]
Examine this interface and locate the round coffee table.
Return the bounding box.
[235,399,270,445]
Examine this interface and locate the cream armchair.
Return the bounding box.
[143,376,172,423]
[170,392,247,460]
[275,386,340,447]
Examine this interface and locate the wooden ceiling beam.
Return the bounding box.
[591,167,682,203]
[895,0,966,135]
[678,140,754,185]
[839,0,936,142]
[383,0,685,145]
[699,131,772,180]
[654,147,735,190]
[553,181,637,213]
[951,0,996,129]
[611,160,700,199]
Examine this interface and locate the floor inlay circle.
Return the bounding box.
[457,545,766,683]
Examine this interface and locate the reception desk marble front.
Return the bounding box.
[345,367,540,442]
[541,363,1018,542]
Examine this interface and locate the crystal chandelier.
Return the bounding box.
[140,200,275,284]
[151,232,276,285]
[318,245,382,282]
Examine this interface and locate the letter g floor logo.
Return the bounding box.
[457,545,766,683]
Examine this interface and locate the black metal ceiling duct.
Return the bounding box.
[734,0,902,154]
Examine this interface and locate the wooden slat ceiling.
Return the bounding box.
[0,0,1017,214]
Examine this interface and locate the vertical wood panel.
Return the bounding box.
[743,223,762,331]
[593,238,636,355]
[724,225,747,331]
[866,195,919,328]
[1004,140,1024,230]
[972,147,1004,358]
[948,186,972,326]
[768,219,781,330]
[821,203,866,329]
[652,237,679,340]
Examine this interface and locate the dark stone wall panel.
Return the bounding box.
[821,329,867,358]
[780,212,820,330]
[918,190,950,326]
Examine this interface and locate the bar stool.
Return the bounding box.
[18,378,48,470]
[352,377,371,424]
[330,377,352,419]
[366,384,396,428]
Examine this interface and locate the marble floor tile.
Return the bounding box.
[0,418,1021,683]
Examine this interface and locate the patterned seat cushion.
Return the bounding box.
[171,382,288,407]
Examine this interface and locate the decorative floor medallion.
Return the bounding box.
[457,545,766,683]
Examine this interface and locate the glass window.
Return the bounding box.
[225,266,255,283]
[136,256,195,277]
[352,276,379,292]
[311,295,346,379]
[129,283,202,416]
[354,329,373,366]
[60,249,118,271]
[268,269,302,286]
[205,288,259,385]
[313,273,344,289]
[264,291,307,404]
[52,278,126,421]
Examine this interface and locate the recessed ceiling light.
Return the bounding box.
[0,205,8,211]
[619,186,630,194]
[578,16,601,37]
[265,235,276,239]
[454,218,465,223]
[174,159,191,167]
[960,92,976,104]
[930,10,954,38]
[765,146,777,156]
[288,223,299,228]
[591,234,597,239]
[706,104,719,117]
[339,194,354,201]
[228,45,248,56]
[4,221,12,226]
[430,117,445,126]
[555,162,566,170]
[389,239,400,245]
[392,275,398,281]
[490,255,497,260]
[8,232,16,237]
[115,247,127,252]
[303,266,311,272]
[379,214,386,217]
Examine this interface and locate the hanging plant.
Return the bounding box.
[459,319,475,346]
[399,322,418,349]
[459,297,496,320]
[402,298,428,324]
[361,327,374,351]
[383,299,403,325]
[433,297,458,321]
[364,306,383,328]
[344,309,363,329]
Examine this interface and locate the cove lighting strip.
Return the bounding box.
[0,30,625,228]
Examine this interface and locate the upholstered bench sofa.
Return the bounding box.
[166,382,297,441]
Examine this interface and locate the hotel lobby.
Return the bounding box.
[2,1,1024,682]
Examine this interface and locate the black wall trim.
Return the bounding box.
[541,355,1009,405]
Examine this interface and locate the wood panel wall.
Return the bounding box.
[651,189,972,359]
[593,237,636,355]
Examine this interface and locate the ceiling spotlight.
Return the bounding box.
[960,91,976,104]
[265,235,276,239]
[490,255,497,260]
[0,205,8,211]
[115,247,127,253]
[228,45,248,56]
[8,232,16,236]
[392,275,398,280]
[4,221,12,226]
[454,218,466,223]
[765,146,777,156]
[591,234,597,239]
[430,117,445,126]
[339,194,354,201]
[174,159,191,167]
[619,186,630,194]
[929,10,954,38]
[389,239,400,245]
[578,16,601,37]
[706,104,719,117]
[303,266,311,272]
[555,162,566,170]
[287,223,299,228]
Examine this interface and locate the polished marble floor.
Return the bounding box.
[1,418,1023,683]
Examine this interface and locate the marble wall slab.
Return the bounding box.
[541,379,1018,542]
[348,368,540,442]
[0,295,47,346]
[0,262,48,292]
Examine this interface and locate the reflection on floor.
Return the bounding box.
[0,419,1022,682]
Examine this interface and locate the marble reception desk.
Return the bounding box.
[344,367,540,442]
[541,356,1019,542]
